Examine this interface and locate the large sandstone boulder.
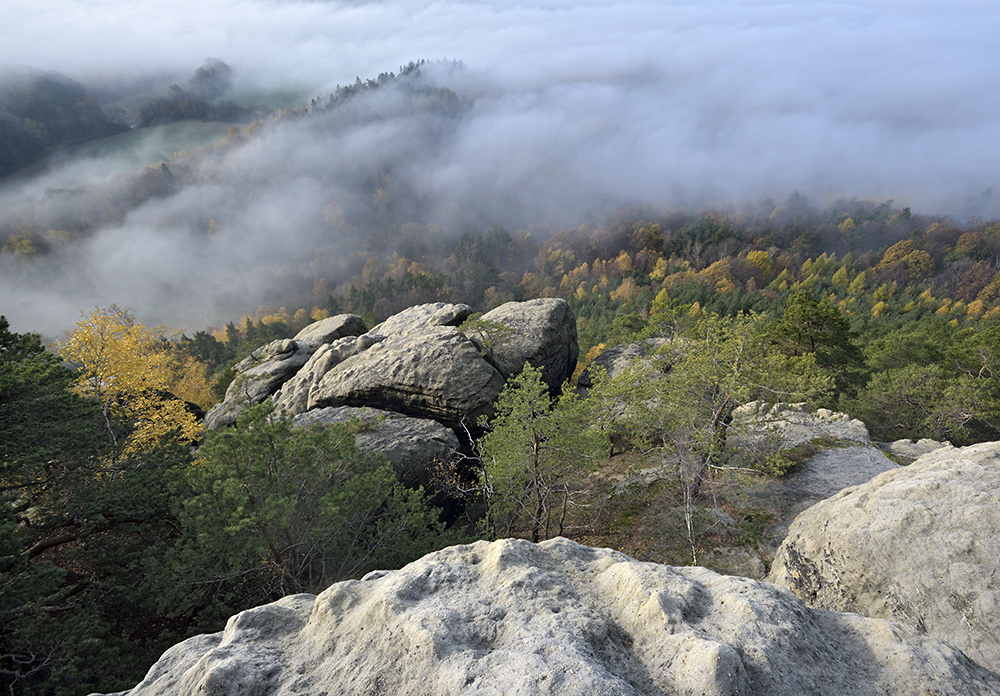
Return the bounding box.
[98,538,1000,696]
[291,313,368,350]
[369,302,472,337]
[272,333,384,415]
[769,442,1000,672]
[204,314,367,429]
[472,298,578,392]
[309,326,506,427]
[203,338,312,429]
[292,406,460,486]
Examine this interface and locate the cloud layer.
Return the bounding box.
[2,0,998,335]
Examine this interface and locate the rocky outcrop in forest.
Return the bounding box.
[204,313,368,429]
[292,406,460,487]
[467,298,579,393]
[722,402,902,570]
[769,441,1000,673]
[204,300,579,483]
[96,537,1000,696]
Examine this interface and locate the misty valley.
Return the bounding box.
[3,48,1000,696]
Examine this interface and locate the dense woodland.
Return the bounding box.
[3,62,1000,694]
[0,72,126,179]
[0,60,267,182]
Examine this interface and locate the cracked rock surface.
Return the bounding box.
[101,538,999,696]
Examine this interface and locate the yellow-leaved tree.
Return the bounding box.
[59,306,202,466]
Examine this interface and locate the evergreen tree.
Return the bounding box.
[477,366,606,543]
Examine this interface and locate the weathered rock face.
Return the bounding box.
[291,313,368,351]
[272,333,384,416]
[369,302,472,337]
[576,337,672,388]
[292,406,460,486]
[880,437,951,463]
[472,298,578,392]
[309,326,506,427]
[731,401,872,450]
[205,301,579,485]
[204,314,367,429]
[769,442,1000,673]
[743,446,900,568]
[203,338,311,429]
[100,538,1000,696]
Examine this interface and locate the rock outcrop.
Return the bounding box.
[730,401,871,450]
[722,402,897,575]
[99,538,1000,696]
[308,326,506,427]
[272,333,384,415]
[880,437,950,463]
[293,406,460,486]
[769,442,1000,673]
[291,313,369,350]
[368,302,472,336]
[205,300,579,484]
[471,298,578,391]
[204,314,367,429]
[576,337,672,388]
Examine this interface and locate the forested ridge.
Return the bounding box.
[0,72,127,179]
[0,60,270,184]
[4,62,1000,695]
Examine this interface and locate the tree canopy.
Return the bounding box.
[58,306,203,466]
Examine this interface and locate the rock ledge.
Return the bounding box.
[102,538,999,696]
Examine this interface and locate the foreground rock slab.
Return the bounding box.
[102,538,999,696]
[769,441,1000,673]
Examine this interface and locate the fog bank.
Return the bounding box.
[2,0,998,335]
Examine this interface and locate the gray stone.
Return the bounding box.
[204,317,368,430]
[272,333,384,415]
[292,314,368,351]
[368,302,472,337]
[769,441,1000,672]
[292,406,460,486]
[99,538,1000,696]
[744,446,900,564]
[309,326,505,427]
[724,404,895,572]
[204,338,313,429]
[577,338,672,388]
[880,437,951,462]
[730,401,872,450]
[472,298,579,392]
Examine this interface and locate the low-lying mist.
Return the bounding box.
[2,0,998,336]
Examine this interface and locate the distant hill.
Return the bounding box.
[0,69,127,178]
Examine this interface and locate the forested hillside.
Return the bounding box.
[0,71,127,178]
[0,60,270,185]
[185,193,1000,446]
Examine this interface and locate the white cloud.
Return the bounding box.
[2,0,999,334]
